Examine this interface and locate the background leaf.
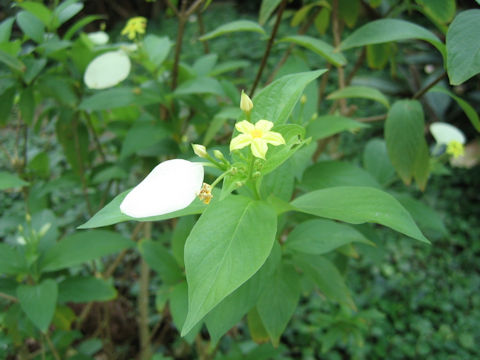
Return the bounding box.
[291,186,429,243]
[58,276,117,303]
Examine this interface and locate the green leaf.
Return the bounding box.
[285,219,373,255]
[144,35,172,67]
[40,230,134,272]
[366,43,390,70]
[79,87,162,111]
[416,0,455,24]
[58,276,117,303]
[205,242,281,343]
[169,282,201,343]
[251,70,327,125]
[327,86,389,108]
[171,216,196,267]
[18,2,52,26]
[363,138,396,187]
[121,122,170,158]
[306,115,368,140]
[0,87,16,126]
[16,11,45,43]
[174,77,224,96]
[257,263,301,346]
[0,171,29,190]
[64,15,105,40]
[429,86,480,132]
[200,20,266,41]
[247,307,270,343]
[385,100,430,189]
[293,254,354,308]
[23,58,47,84]
[0,49,25,72]
[340,19,446,59]
[53,1,84,27]
[182,196,277,335]
[338,0,360,28]
[78,190,210,229]
[17,279,58,332]
[262,124,306,175]
[203,107,242,146]
[259,0,282,25]
[393,194,448,236]
[0,244,25,275]
[300,161,381,191]
[278,35,346,67]
[446,10,480,85]
[0,17,15,42]
[19,87,35,125]
[138,240,183,285]
[291,186,429,243]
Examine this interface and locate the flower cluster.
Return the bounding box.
[121,17,147,40]
[119,91,286,218]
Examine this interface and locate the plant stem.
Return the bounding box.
[72,116,93,216]
[171,0,188,90]
[249,0,288,97]
[44,333,61,360]
[413,71,446,99]
[332,0,347,115]
[0,291,17,302]
[139,222,152,360]
[197,8,209,54]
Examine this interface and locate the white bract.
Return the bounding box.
[120,159,204,218]
[430,122,466,145]
[87,31,109,45]
[84,50,131,89]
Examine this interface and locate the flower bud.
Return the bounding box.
[252,171,261,179]
[235,181,245,187]
[300,94,307,104]
[192,144,207,158]
[213,150,225,160]
[230,167,238,175]
[240,90,253,114]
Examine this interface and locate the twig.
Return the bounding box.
[185,0,204,17]
[171,0,188,90]
[413,71,446,99]
[319,63,332,103]
[266,6,321,84]
[0,291,18,302]
[85,113,106,162]
[165,0,179,16]
[355,114,387,122]
[139,222,152,360]
[72,116,93,216]
[332,0,347,114]
[44,333,61,360]
[345,48,366,85]
[249,0,288,97]
[197,8,209,54]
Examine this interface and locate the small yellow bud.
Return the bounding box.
[230,167,238,175]
[300,94,307,104]
[213,150,225,160]
[235,181,245,187]
[252,171,261,179]
[198,183,213,204]
[192,144,208,158]
[240,90,253,114]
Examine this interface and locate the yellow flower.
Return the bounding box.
[121,17,147,40]
[198,183,213,204]
[446,140,464,158]
[230,120,285,159]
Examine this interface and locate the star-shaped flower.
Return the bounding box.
[121,17,147,40]
[230,120,285,159]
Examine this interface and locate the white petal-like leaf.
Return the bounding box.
[120,159,204,218]
[84,50,131,89]
[87,31,109,45]
[430,122,466,144]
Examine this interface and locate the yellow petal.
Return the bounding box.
[263,131,285,146]
[235,120,255,134]
[251,138,268,159]
[230,134,252,151]
[255,119,273,132]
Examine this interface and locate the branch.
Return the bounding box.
[413,71,446,99]
[249,0,288,96]
[0,291,18,302]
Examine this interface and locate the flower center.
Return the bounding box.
[250,129,263,139]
